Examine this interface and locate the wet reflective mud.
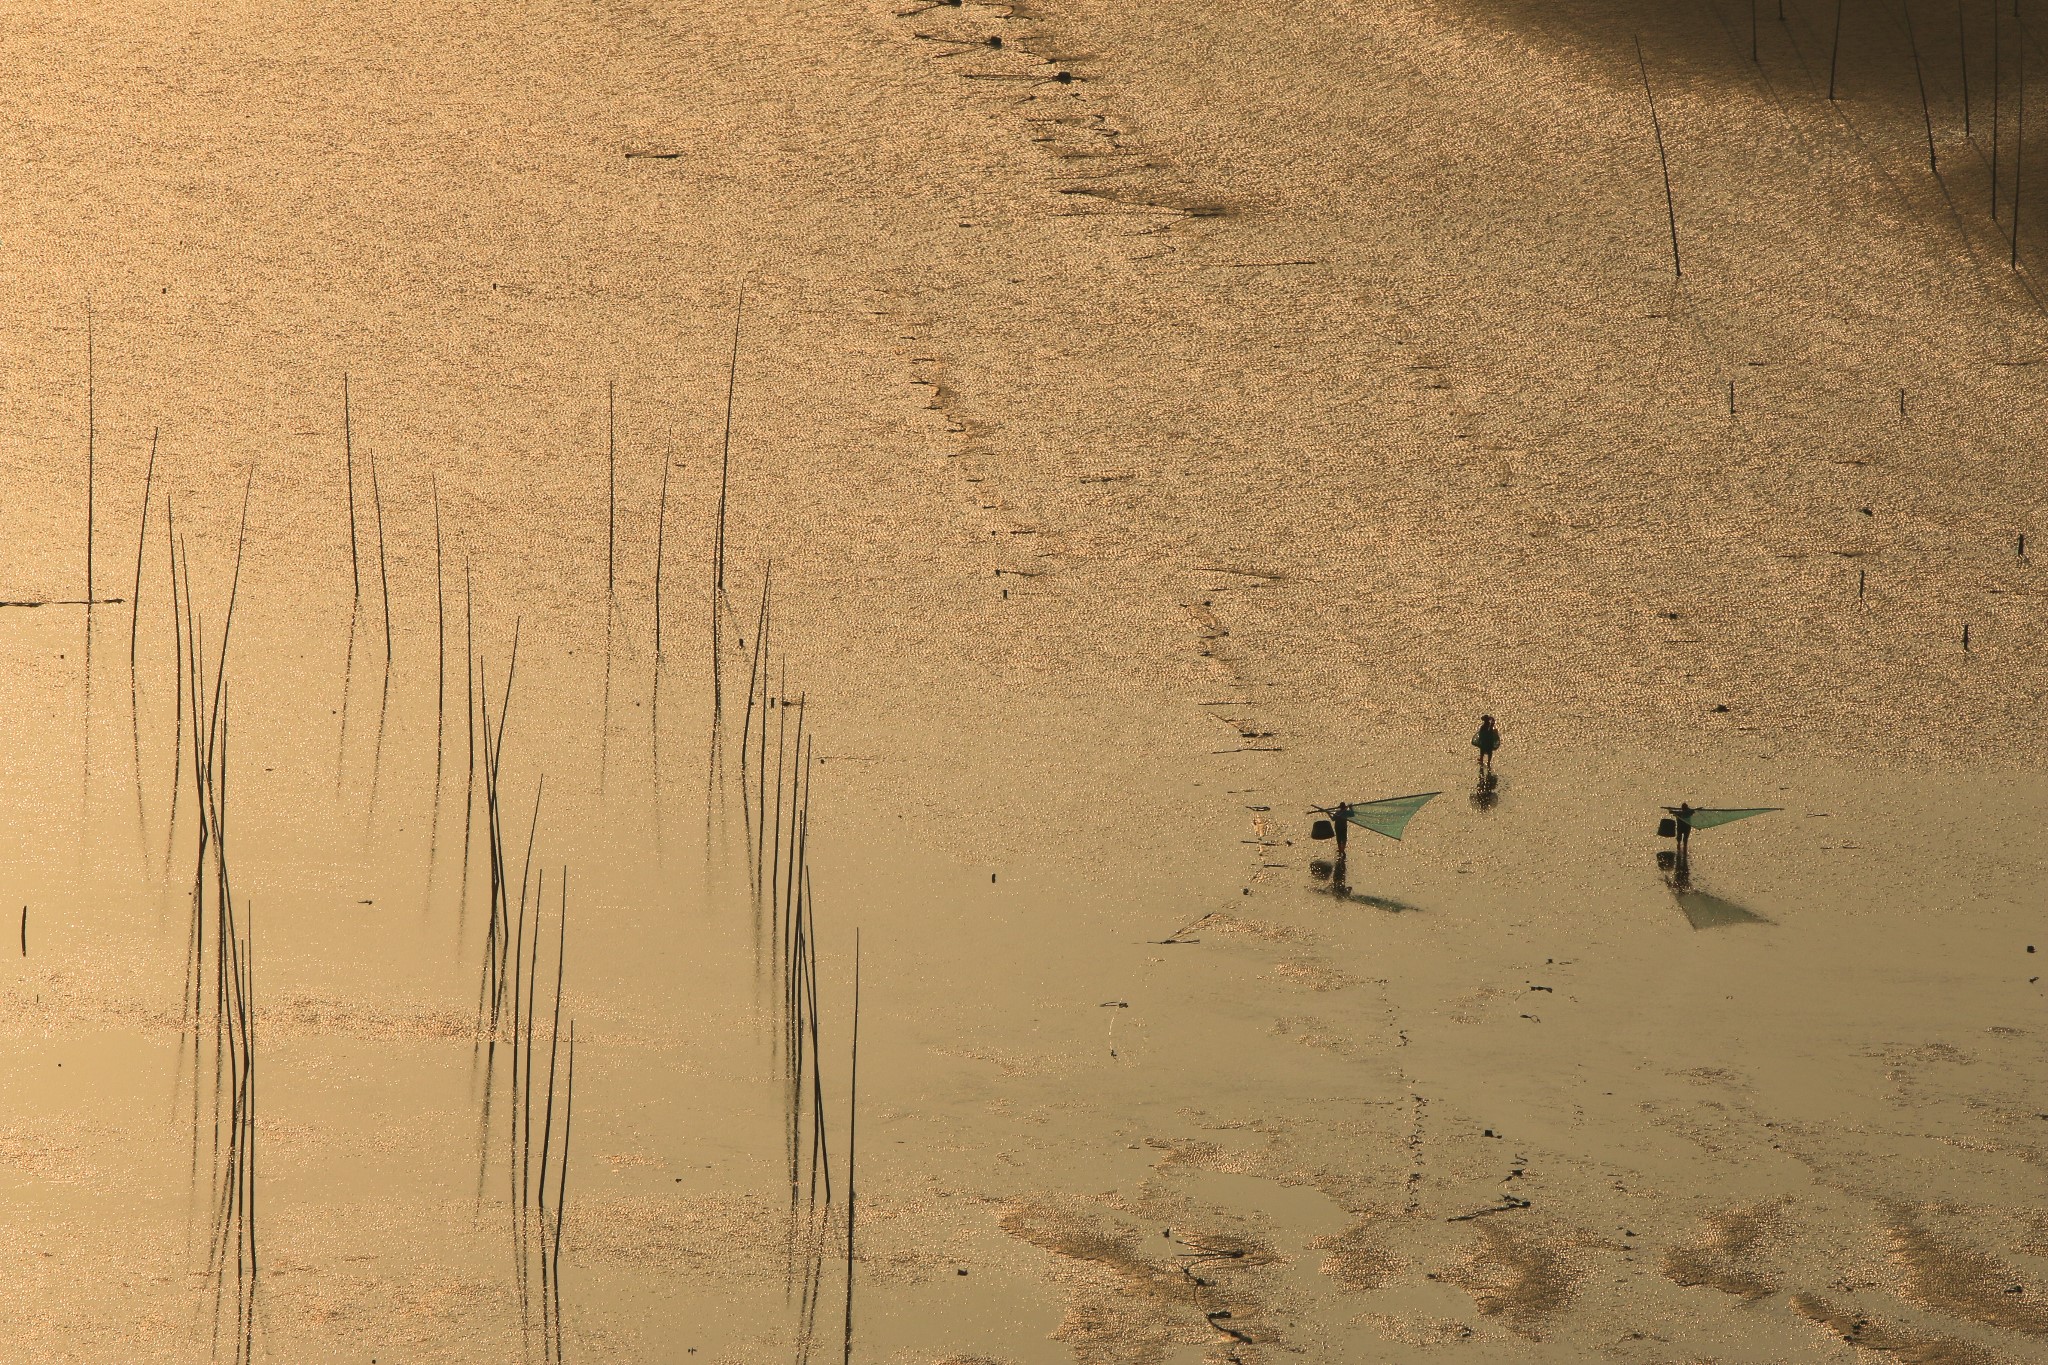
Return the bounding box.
[5,2,2048,1362]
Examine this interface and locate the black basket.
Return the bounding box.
[1310,819,1335,841]
[1656,818,1677,838]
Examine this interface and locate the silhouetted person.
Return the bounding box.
[1331,801,1353,859]
[1670,801,1694,855]
[1473,715,1501,775]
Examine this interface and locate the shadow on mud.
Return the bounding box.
[1658,851,1772,929]
[1449,0,1955,109]
[1309,858,1424,913]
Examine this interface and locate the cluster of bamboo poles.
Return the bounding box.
[162,483,259,1365]
[735,571,861,1365]
[467,647,578,1362]
[1641,2,2040,280]
[740,568,807,921]
[340,373,397,670]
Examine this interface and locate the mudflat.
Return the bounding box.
[1,1,2044,1361]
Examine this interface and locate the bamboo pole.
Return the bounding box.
[1830,0,1847,99]
[1907,1,1938,170]
[2016,14,2027,268]
[654,455,672,662]
[370,453,393,668]
[841,930,860,1365]
[85,309,95,607]
[1962,0,1974,135]
[552,1024,575,1266]
[606,380,617,605]
[1635,38,1684,277]
[537,869,568,1214]
[131,427,158,676]
[711,288,745,740]
[344,375,361,607]
[434,473,447,787]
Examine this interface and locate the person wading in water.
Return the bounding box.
[1472,715,1502,775]
[1670,801,1694,856]
[1330,801,1353,859]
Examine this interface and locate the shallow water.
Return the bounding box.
[6,0,2048,1361]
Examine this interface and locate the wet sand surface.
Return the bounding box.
[4,0,2047,1361]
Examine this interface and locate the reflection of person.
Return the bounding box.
[1658,847,1692,890]
[1473,715,1501,774]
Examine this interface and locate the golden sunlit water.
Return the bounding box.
[3,2,2046,1362]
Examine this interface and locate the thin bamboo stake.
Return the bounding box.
[606,380,617,604]
[553,1024,575,1266]
[2017,14,2028,268]
[756,594,771,881]
[521,867,545,1212]
[841,930,860,1365]
[1962,0,1973,135]
[802,864,829,1211]
[1830,0,1846,99]
[1907,1,1938,170]
[771,660,789,908]
[740,564,771,788]
[787,723,812,959]
[460,564,477,928]
[344,375,360,607]
[711,288,745,741]
[131,427,158,676]
[537,868,568,1214]
[434,473,447,793]
[85,309,95,607]
[654,455,672,662]
[714,290,744,610]
[600,387,616,789]
[167,498,184,850]
[506,779,544,1039]
[1635,37,1683,278]
[370,452,393,668]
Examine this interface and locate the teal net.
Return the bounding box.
[1340,792,1441,841]
[1680,807,1781,831]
